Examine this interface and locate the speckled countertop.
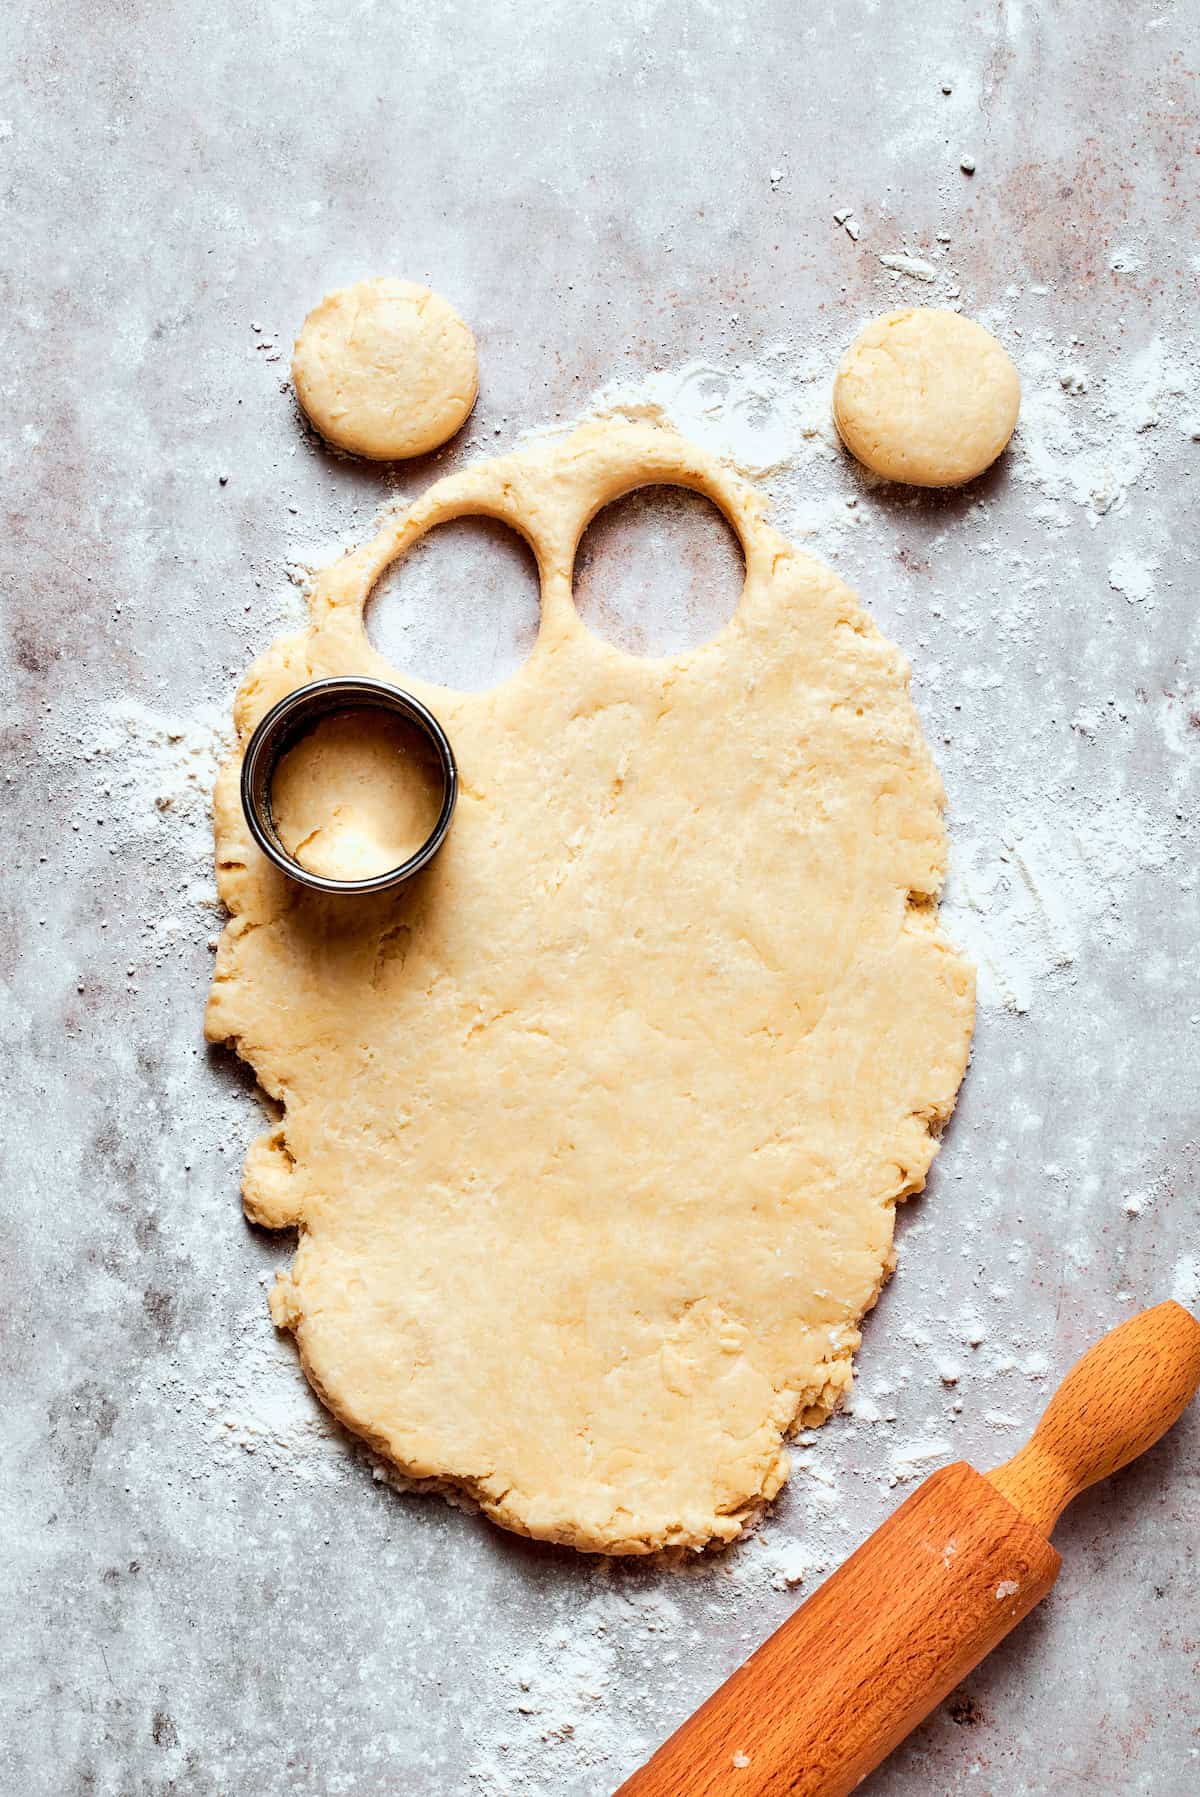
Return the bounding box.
[2,3,1198,1794]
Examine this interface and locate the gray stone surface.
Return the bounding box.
[2,2,1198,1793]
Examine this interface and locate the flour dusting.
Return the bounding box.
[188,1293,349,1485]
[38,698,231,976]
[942,788,1174,1014]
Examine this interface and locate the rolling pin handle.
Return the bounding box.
[986,1301,1200,1535]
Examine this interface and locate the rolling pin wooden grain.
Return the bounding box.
[615,1301,1200,1797]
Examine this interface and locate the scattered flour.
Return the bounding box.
[582,352,835,480]
[888,1436,954,1487]
[1010,335,1195,526]
[1107,552,1159,607]
[85,697,229,845]
[942,787,1175,1014]
[45,697,231,960]
[879,250,939,282]
[760,1541,809,1591]
[468,1586,685,1794]
[1172,1257,1200,1310]
[577,352,864,560]
[173,1290,349,1487]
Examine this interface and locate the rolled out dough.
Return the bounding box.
[206,417,974,1555]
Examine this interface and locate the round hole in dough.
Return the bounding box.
[292,277,478,460]
[832,308,1020,487]
[573,485,746,658]
[365,515,541,692]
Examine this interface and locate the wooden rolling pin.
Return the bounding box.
[616,1301,1200,1797]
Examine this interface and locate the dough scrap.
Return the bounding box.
[205,417,974,1555]
[292,278,478,459]
[833,308,1020,487]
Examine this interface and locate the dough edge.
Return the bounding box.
[267,1267,866,1555]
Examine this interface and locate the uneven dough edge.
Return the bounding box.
[285,1313,865,1556]
[205,415,975,1555]
[262,1185,927,1555]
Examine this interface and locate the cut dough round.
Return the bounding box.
[292,278,478,459]
[270,709,445,882]
[206,419,975,1555]
[832,308,1020,487]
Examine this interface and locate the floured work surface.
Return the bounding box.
[206,417,974,1554]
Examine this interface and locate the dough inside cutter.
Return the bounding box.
[270,707,444,881]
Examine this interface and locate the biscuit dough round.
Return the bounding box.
[271,710,445,881]
[206,418,975,1555]
[833,308,1020,487]
[292,278,478,459]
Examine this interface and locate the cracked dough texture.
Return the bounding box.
[833,308,1020,487]
[291,278,478,459]
[205,417,974,1555]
